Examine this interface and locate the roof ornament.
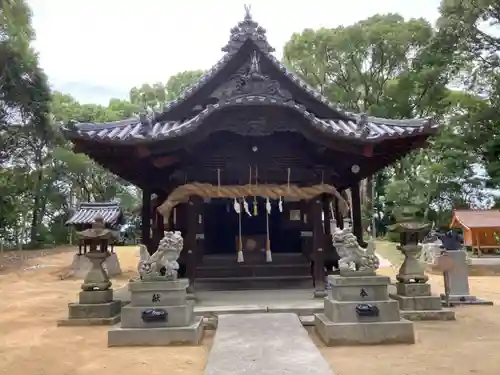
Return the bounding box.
[139,113,152,136]
[221,5,275,55]
[244,4,252,21]
[356,113,371,138]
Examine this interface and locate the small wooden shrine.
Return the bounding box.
[66,202,124,255]
[62,8,439,294]
[451,209,500,256]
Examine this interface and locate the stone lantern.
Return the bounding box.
[76,216,118,292]
[58,216,122,326]
[388,219,431,284]
[387,208,455,321]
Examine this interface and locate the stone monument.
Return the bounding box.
[388,223,455,320]
[315,226,415,345]
[436,231,493,305]
[108,231,204,346]
[58,216,122,326]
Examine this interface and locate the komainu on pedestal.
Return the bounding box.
[315,226,415,345]
[108,231,204,347]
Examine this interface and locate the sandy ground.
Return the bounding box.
[1,245,500,375]
[0,246,212,375]
[315,265,500,375]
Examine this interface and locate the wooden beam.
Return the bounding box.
[141,188,153,254]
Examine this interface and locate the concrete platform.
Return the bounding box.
[400,309,456,321]
[108,316,204,346]
[58,315,121,326]
[315,313,415,345]
[204,313,334,375]
[440,294,494,306]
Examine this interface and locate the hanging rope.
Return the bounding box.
[158,182,349,222]
[265,197,272,262]
[253,165,258,216]
[237,198,244,263]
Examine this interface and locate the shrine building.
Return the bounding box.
[62,10,439,296]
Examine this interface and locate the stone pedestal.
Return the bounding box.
[439,250,493,305]
[315,274,415,345]
[396,244,428,283]
[58,289,121,326]
[70,252,122,278]
[390,283,455,321]
[58,251,121,326]
[108,279,203,346]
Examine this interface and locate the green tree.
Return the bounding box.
[436,0,500,188]
[283,13,470,227]
[129,70,204,109]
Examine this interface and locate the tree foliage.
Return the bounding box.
[2,2,498,247]
[284,13,492,230]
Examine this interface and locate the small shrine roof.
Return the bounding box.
[66,202,124,226]
[451,209,500,229]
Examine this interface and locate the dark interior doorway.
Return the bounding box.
[203,197,301,254]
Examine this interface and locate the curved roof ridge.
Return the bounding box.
[63,98,438,144]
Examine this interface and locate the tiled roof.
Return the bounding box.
[66,202,123,226]
[451,210,500,229]
[63,97,437,143]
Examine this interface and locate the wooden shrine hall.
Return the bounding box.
[62,9,439,296]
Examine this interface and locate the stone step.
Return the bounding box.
[196,264,311,278]
[195,275,314,291]
[204,313,335,375]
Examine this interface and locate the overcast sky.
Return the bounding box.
[27,0,441,105]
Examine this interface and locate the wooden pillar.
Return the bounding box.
[311,197,326,298]
[333,195,344,230]
[185,196,202,294]
[350,181,365,247]
[141,187,153,254]
[152,193,166,250]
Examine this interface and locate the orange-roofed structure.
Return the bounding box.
[450,210,500,256]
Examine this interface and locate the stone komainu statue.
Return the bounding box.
[137,231,184,280]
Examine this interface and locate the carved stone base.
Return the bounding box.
[315,275,415,346]
[58,300,121,326]
[315,314,415,345]
[108,278,203,346]
[390,282,456,321]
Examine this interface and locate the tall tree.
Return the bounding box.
[283,14,472,225]
[129,70,204,109]
[437,0,500,189]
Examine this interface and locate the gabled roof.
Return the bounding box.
[62,98,437,144]
[61,7,439,145]
[66,202,124,226]
[451,209,500,230]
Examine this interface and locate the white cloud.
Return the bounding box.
[27,0,441,104]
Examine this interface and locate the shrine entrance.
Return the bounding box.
[203,197,300,255]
